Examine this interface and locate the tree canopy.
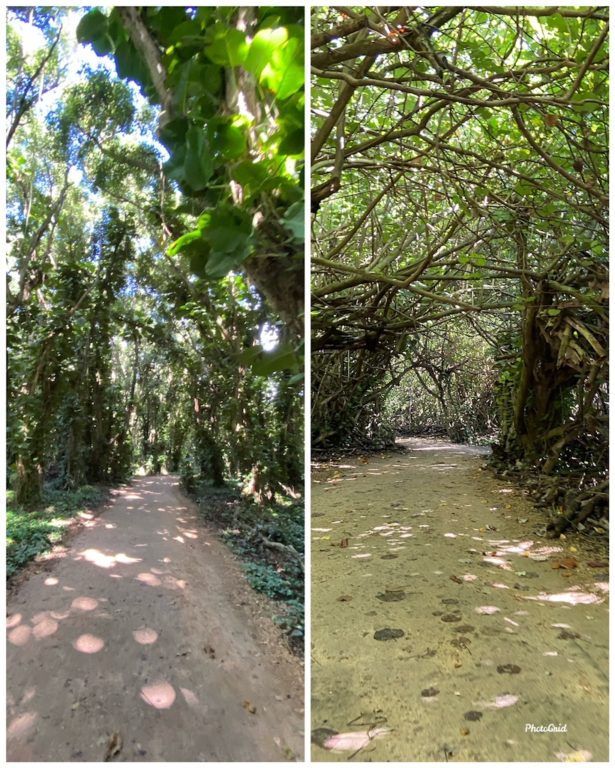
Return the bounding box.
[311,6,608,531]
[7,6,305,512]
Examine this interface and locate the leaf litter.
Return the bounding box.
[311,439,608,761]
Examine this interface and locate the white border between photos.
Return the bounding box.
[2,1,613,767]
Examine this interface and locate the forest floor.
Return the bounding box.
[7,475,304,762]
[311,438,608,762]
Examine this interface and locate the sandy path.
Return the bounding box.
[311,439,608,762]
[7,475,303,762]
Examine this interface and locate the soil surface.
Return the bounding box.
[311,439,608,762]
[7,475,304,762]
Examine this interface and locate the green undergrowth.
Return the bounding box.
[186,479,304,653]
[6,485,108,578]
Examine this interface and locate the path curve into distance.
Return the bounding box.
[7,475,303,762]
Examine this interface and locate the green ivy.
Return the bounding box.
[78,6,304,282]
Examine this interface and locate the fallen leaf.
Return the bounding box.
[340,538,349,548]
[479,694,519,709]
[104,733,122,762]
[323,728,390,753]
[587,560,608,568]
[552,558,577,570]
[555,749,593,762]
[242,700,257,714]
[450,575,463,584]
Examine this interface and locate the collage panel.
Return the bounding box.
[6,5,304,762]
[4,2,611,766]
[310,5,608,763]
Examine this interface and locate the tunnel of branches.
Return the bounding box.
[311,6,608,534]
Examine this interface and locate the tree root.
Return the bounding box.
[545,480,608,537]
[259,534,304,572]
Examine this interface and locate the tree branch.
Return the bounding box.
[116,7,173,124]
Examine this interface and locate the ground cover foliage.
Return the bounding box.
[7,7,305,595]
[188,478,304,648]
[311,6,608,533]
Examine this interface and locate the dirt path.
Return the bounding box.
[311,439,608,762]
[7,475,303,762]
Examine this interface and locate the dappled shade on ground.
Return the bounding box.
[311,439,608,762]
[7,475,303,762]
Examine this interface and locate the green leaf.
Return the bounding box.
[251,344,300,376]
[571,95,603,114]
[91,34,115,56]
[514,181,534,197]
[261,35,304,100]
[204,206,252,252]
[77,9,108,43]
[114,41,146,83]
[159,117,189,152]
[206,27,248,67]
[236,347,262,365]
[538,202,557,216]
[245,28,287,78]
[278,127,304,155]
[282,201,304,242]
[231,161,268,191]
[205,245,251,279]
[167,20,203,46]
[543,13,568,33]
[214,122,247,159]
[167,229,202,257]
[183,125,213,190]
[163,144,186,182]
[189,247,210,278]
[275,53,305,101]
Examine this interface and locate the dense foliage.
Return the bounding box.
[311,6,608,530]
[7,7,305,589]
[192,482,304,644]
[7,486,107,576]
